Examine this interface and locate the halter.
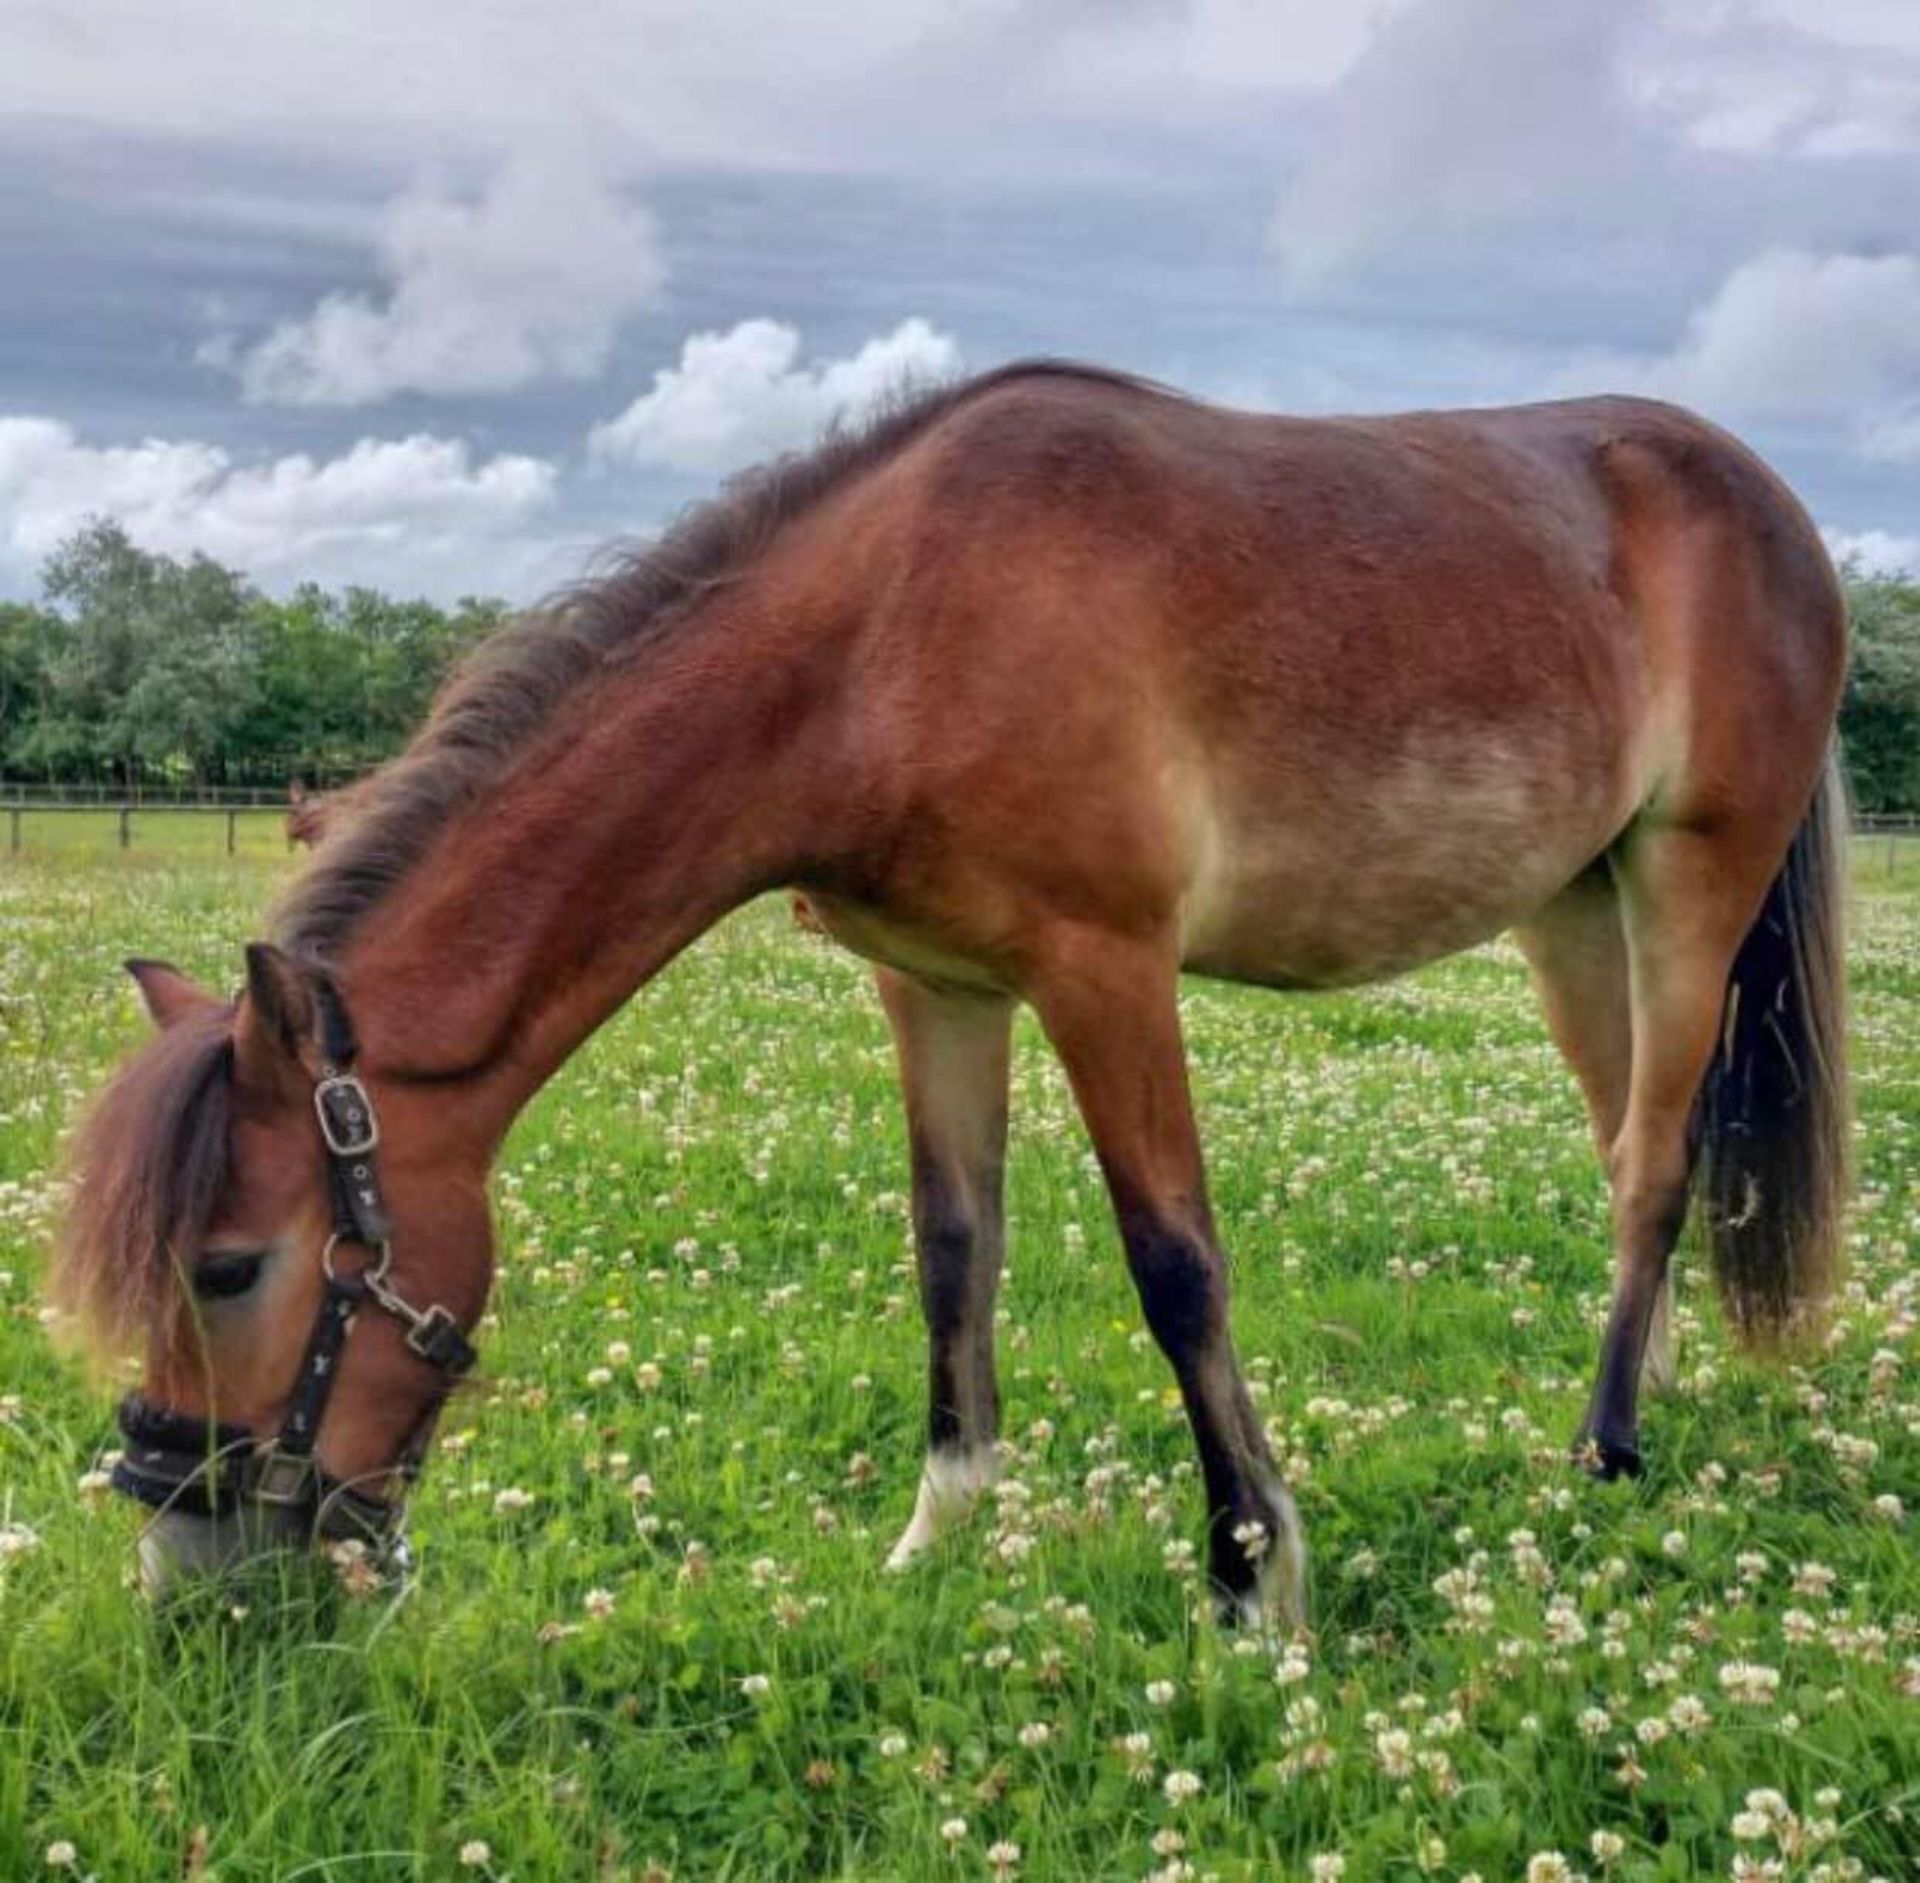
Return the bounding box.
[110,983,477,1563]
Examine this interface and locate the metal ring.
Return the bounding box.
[322,1233,394,1287]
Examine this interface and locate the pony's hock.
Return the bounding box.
[55,361,1850,1616]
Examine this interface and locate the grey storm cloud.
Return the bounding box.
[1,0,1917,597]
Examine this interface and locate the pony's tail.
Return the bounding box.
[1694,750,1851,1348]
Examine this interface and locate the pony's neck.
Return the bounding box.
[336,594,848,1142]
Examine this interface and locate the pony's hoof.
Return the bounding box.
[1572,1432,1643,1481]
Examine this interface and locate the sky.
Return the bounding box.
[2,0,1917,602]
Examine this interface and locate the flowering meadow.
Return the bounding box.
[1,822,1914,1881]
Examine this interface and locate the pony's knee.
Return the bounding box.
[1122,1217,1224,1359]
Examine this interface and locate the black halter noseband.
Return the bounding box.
[110,987,477,1560]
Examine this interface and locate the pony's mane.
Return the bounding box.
[54,1002,234,1361]
[273,358,1163,962]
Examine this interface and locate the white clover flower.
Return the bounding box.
[1017,1722,1051,1749]
[44,1844,77,1870]
[492,1487,534,1515]
[1524,1854,1576,1883]
[939,1817,969,1845]
[1162,1769,1202,1805]
[987,1840,1021,1873]
[1145,1680,1177,1707]
[1308,1856,1346,1882]
[1718,1660,1782,1705]
[740,1673,771,1698]
[878,1732,908,1758]
[1590,1829,1624,1865]
[582,1587,615,1619]
[459,1840,492,1868]
[1374,1728,1414,1778]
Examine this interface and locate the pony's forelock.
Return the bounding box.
[52,1004,235,1364]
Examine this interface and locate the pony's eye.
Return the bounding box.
[193,1251,266,1300]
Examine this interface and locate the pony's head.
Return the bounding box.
[54,945,491,1594]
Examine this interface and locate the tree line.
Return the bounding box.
[1,517,1918,809]
[0,520,509,791]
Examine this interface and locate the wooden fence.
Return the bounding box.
[5,800,1918,860]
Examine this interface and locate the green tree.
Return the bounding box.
[1840,570,1920,814]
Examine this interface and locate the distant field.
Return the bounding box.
[1,834,1914,1880]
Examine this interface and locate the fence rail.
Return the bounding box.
[4,799,1918,859]
[1,801,298,854]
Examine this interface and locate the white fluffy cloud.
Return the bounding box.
[1823,525,1920,576]
[1635,250,1920,449]
[223,147,663,405]
[0,419,559,593]
[1269,0,1650,286]
[588,318,961,475]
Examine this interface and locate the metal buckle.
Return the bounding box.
[404,1302,474,1374]
[314,1073,380,1157]
[249,1447,317,1506]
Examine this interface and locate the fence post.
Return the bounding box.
[8,807,18,854]
[118,806,131,850]
[227,809,237,856]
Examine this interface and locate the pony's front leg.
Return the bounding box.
[874,968,1014,1570]
[1026,929,1305,1630]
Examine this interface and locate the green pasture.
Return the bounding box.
[1,828,1914,1880]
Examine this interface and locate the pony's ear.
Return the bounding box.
[124,958,221,1030]
[234,942,317,1090]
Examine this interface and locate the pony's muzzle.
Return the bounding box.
[136,1503,310,1596]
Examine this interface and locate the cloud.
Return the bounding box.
[224,146,663,405]
[1269,0,1653,286]
[1631,250,1920,447]
[1823,525,1920,576]
[0,419,560,594]
[588,317,961,475]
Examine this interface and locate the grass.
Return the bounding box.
[2,822,1915,1881]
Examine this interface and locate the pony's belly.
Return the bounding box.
[1179,770,1626,990]
[1180,870,1532,989]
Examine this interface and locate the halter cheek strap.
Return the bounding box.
[110,989,476,1561]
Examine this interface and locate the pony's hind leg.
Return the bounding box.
[1515,868,1675,1394]
[1575,821,1784,1476]
[1026,931,1303,1628]
[876,968,1015,1569]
